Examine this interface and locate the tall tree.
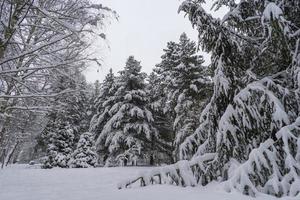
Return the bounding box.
[154,33,212,161]
[97,56,156,166]
[90,69,118,163]
[90,69,117,139]
[178,2,300,196]
[41,72,92,168]
[146,72,174,164]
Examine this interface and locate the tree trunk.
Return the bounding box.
[1,148,6,169]
[5,141,20,166]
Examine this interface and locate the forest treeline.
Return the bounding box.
[1,0,300,198]
[41,32,212,168]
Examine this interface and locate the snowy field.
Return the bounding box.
[0,165,297,200]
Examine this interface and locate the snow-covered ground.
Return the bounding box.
[0,165,297,200]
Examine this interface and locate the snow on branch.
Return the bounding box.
[0,34,72,66]
[0,89,75,99]
[118,153,216,189]
[262,2,283,21]
[4,106,54,113]
[226,117,300,197]
[0,60,80,75]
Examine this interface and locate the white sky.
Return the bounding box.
[84,0,226,83]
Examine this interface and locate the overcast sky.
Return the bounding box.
[84,0,225,83]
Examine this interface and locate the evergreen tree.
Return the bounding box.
[178,2,300,196]
[146,72,174,164]
[98,56,156,166]
[90,69,117,139]
[69,132,97,168]
[154,33,212,161]
[42,71,92,168]
[94,80,101,99]
[89,69,118,163]
[42,124,74,168]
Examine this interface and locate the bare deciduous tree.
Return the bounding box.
[0,0,115,166]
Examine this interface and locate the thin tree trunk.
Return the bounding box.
[5,141,20,166]
[1,148,6,169]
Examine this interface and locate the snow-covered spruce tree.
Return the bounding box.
[90,69,117,140]
[42,123,75,168]
[88,80,102,120]
[146,72,174,164]
[121,0,300,197]
[154,33,212,161]
[42,72,92,168]
[98,56,156,166]
[69,132,97,168]
[186,1,300,196]
[89,69,118,163]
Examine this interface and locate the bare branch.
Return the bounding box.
[0,89,75,99]
[0,34,72,65]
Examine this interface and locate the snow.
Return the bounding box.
[0,165,294,200]
[262,2,283,21]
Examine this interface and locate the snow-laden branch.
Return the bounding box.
[0,34,72,66]
[5,106,53,112]
[0,60,81,75]
[32,5,80,34]
[225,117,300,197]
[118,153,216,189]
[0,89,75,99]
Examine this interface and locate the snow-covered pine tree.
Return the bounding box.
[98,56,156,166]
[88,80,101,120]
[90,69,117,140]
[90,69,118,163]
[69,132,97,168]
[121,0,300,197]
[146,72,174,164]
[42,71,92,168]
[154,33,212,161]
[154,40,179,122]
[179,1,300,195]
[42,123,75,168]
